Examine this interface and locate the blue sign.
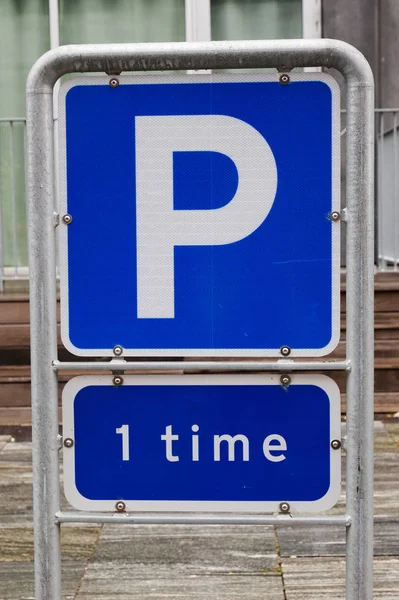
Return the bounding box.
[59,73,340,357]
[62,374,341,512]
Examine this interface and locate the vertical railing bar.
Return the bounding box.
[23,119,29,280]
[9,121,18,277]
[377,113,384,270]
[394,112,398,270]
[0,123,4,292]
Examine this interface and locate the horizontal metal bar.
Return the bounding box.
[56,511,351,526]
[52,359,351,372]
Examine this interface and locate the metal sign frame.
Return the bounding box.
[26,39,374,600]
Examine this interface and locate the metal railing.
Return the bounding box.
[0,109,398,290]
[376,109,399,270]
[0,117,28,291]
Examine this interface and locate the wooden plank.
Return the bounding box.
[0,325,30,348]
[0,293,30,303]
[0,407,32,425]
[0,391,397,421]
[0,407,61,425]
[0,324,62,349]
[0,302,30,325]
[0,296,60,325]
[341,312,399,330]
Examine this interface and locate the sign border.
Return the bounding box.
[62,373,341,513]
[58,72,340,357]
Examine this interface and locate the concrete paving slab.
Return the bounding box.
[282,556,399,599]
[385,421,399,446]
[77,566,284,599]
[93,524,279,573]
[277,521,399,557]
[0,524,101,562]
[75,524,283,599]
[0,435,11,452]
[0,560,85,600]
[0,441,32,463]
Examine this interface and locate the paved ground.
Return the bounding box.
[0,422,398,599]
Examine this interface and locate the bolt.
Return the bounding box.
[331,439,341,450]
[109,78,119,88]
[279,501,290,513]
[115,501,126,512]
[280,374,291,387]
[280,346,291,357]
[330,211,340,222]
[113,345,123,356]
[62,214,72,224]
[113,375,124,387]
[279,73,290,85]
[64,438,74,448]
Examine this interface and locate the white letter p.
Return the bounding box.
[136,115,277,318]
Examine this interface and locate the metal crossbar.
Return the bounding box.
[52,359,351,372]
[56,512,352,526]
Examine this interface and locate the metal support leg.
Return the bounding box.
[27,90,61,598]
[345,78,375,599]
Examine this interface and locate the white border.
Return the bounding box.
[62,373,341,513]
[58,73,340,357]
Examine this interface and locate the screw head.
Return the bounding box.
[115,501,126,512]
[62,214,72,224]
[330,211,340,222]
[280,346,291,357]
[109,78,119,88]
[279,501,290,513]
[113,375,124,387]
[331,439,341,450]
[113,345,123,356]
[279,73,290,85]
[64,438,74,448]
[280,374,291,387]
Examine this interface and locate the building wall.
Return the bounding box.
[323,0,399,108]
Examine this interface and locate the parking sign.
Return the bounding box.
[62,374,341,513]
[59,73,340,356]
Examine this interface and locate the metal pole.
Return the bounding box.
[0,130,4,292]
[26,71,61,600]
[345,59,375,600]
[26,39,374,600]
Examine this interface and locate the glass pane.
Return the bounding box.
[0,0,50,118]
[211,0,302,41]
[0,122,27,270]
[0,1,48,269]
[60,0,185,44]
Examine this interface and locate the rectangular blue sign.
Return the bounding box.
[59,73,340,358]
[62,374,341,513]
